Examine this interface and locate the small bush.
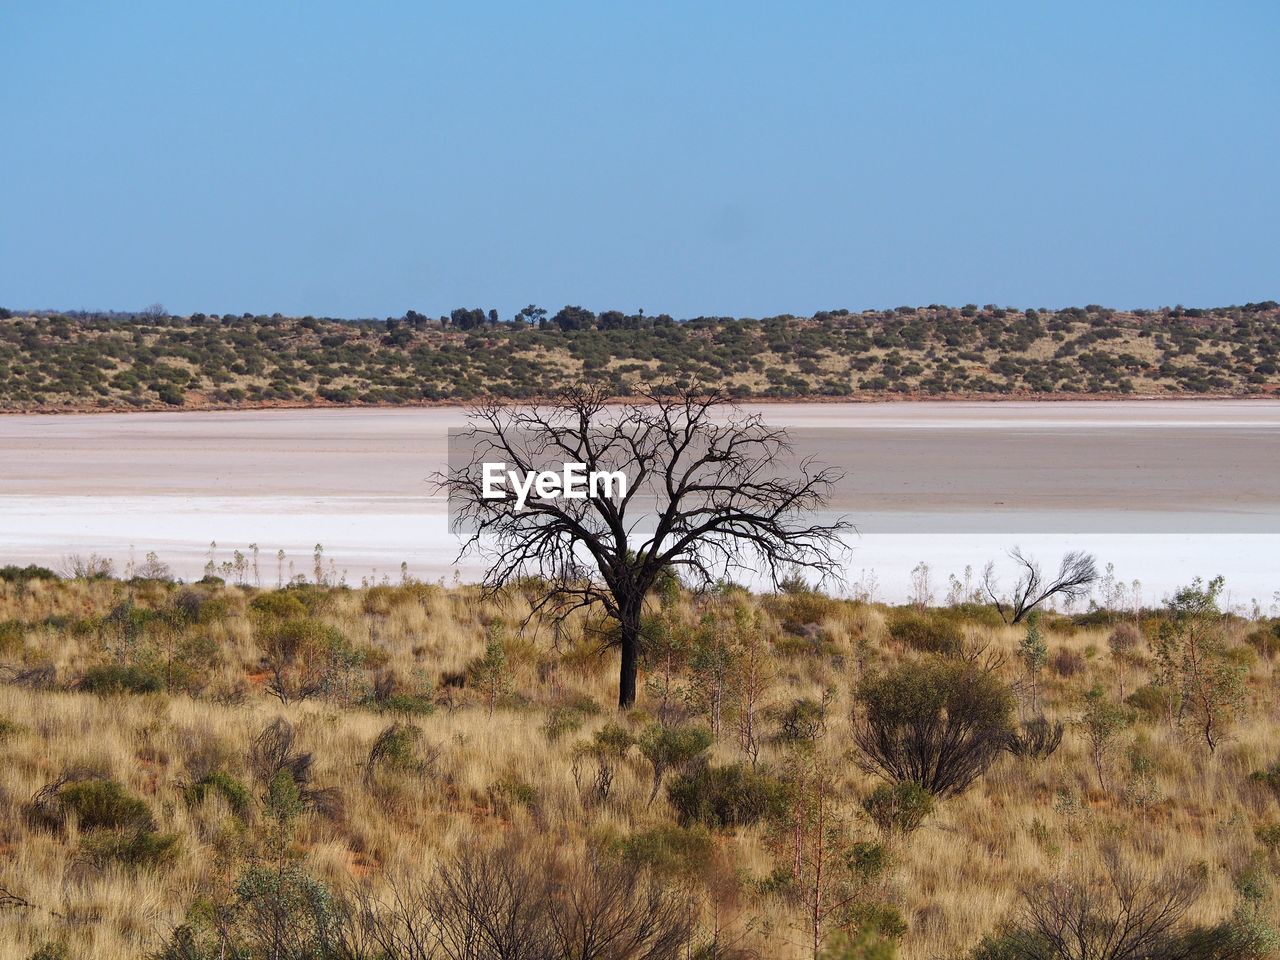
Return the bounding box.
[1125,683,1174,720]
[249,591,308,621]
[185,771,253,819]
[1245,623,1280,660]
[1049,647,1085,677]
[43,777,155,832]
[81,828,179,868]
[969,928,1049,960]
[170,588,231,625]
[775,696,830,744]
[364,723,424,784]
[1256,822,1280,853]
[1107,621,1142,657]
[79,664,164,695]
[234,864,340,959]
[0,619,23,654]
[0,564,59,584]
[1005,716,1065,761]
[886,609,964,655]
[666,760,790,828]
[368,668,432,714]
[974,850,1212,960]
[247,718,341,819]
[638,723,713,804]
[542,705,590,742]
[771,588,842,634]
[616,824,716,877]
[1249,761,1280,801]
[488,776,538,814]
[819,928,900,960]
[861,782,934,835]
[260,617,363,704]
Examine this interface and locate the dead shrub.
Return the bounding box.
[246,718,342,819]
[1050,647,1085,678]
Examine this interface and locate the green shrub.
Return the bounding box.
[638,723,713,803]
[185,771,253,819]
[150,923,217,960]
[847,841,890,883]
[775,696,830,744]
[847,902,908,942]
[947,603,1007,629]
[616,824,716,877]
[1257,822,1280,853]
[0,564,59,584]
[249,591,308,621]
[1125,683,1174,720]
[819,928,899,960]
[55,778,155,831]
[853,656,1014,798]
[0,619,23,654]
[170,588,232,625]
[376,692,435,716]
[364,722,424,782]
[234,864,340,958]
[79,663,164,695]
[542,705,590,742]
[367,669,435,716]
[488,775,538,814]
[1245,623,1280,660]
[968,929,1049,960]
[771,588,843,634]
[156,384,185,406]
[886,609,964,655]
[666,760,790,828]
[861,782,934,835]
[1249,762,1280,801]
[81,828,179,868]
[1005,716,1065,761]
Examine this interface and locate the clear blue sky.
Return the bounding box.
[2,2,1277,319]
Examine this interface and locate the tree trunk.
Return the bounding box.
[618,608,640,709]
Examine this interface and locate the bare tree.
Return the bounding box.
[440,387,849,708]
[983,548,1098,624]
[1017,848,1207,960]
[428,840,553,960]
[547,852,696,960]
[341,839,695,960]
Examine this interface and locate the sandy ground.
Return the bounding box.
[0,401,1277,606]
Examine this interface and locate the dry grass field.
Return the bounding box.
[0,566,1277,959]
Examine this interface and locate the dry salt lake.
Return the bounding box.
[1,400,1277,611]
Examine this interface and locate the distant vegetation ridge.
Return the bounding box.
[1,301,1277,410]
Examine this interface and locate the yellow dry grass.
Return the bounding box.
[0,576,1276,958]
